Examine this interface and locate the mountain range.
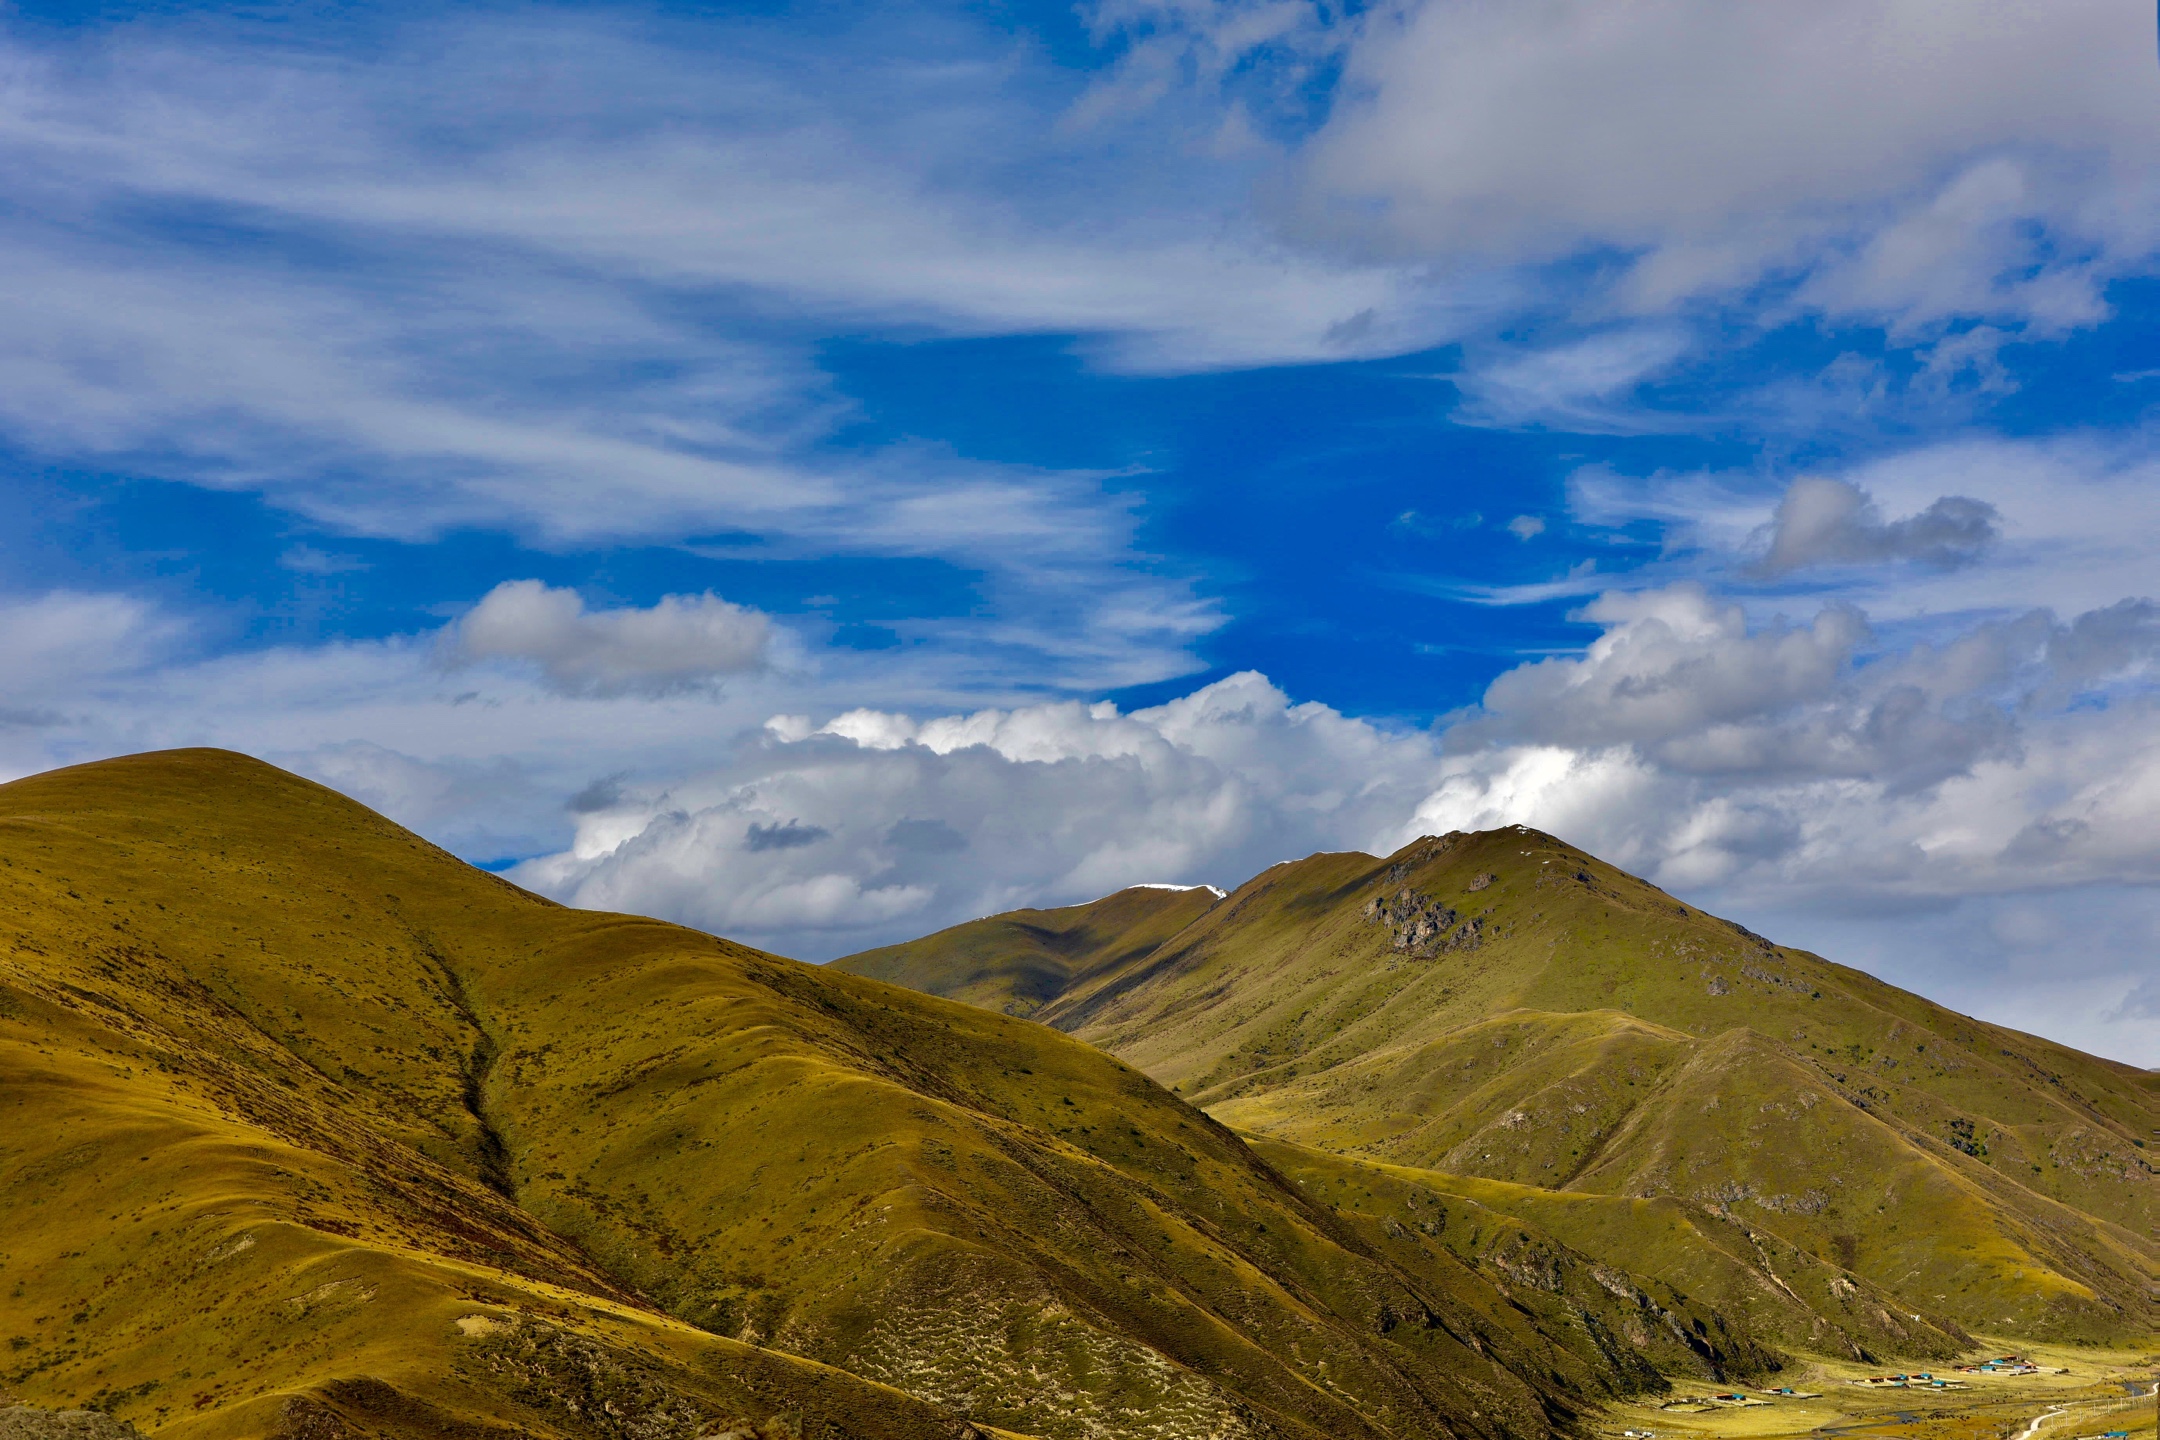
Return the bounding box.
[0,752,2152,1440]
[836,830,2158,1357]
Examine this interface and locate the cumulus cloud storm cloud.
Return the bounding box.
[516,587,2160,948]
[443,580,771,697]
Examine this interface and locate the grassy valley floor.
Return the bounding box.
[1597,1342,2156,1440]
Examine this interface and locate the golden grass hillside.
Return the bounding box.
[0,751,1741,1440]
[833,829,2160,1353]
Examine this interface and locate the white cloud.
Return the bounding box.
[1455,586,1892,771]
[514,671,1452,949]
[1298,0,2160,330]
[1561,436,2160,626]
[0,13,1476,418]
[0,1,2144,604]
[1752,478,1998,576]
[1453,327,1693,431]
[442,581,771,697]
[0,0,2145,559]
[0,590,188,732]
[1067,0,1339,137]
[1793,159,2114,336]
[1410,586,2160,910]
[475,589,2160,1063]
[2110,972,2160,1022]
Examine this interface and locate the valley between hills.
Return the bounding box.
[0,750,2153,1440]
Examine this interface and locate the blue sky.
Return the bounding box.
[5,0,2160,1062]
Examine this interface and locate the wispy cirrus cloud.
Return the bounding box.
[0,591,185,718]
[0,7,1510,694]
[1450,327,1695,432]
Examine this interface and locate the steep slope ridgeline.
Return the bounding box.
[0,752,1747,1440]
[833,828,2160,1353]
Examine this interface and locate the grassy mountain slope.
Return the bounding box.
[1243,1139,1930,1368]
[1,752,1732,1440]
[832,829,2159,1350]
[835,887,1218,1019]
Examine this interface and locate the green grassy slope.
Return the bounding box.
[832,828,2160,1350]
[0,752,1714,1440]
